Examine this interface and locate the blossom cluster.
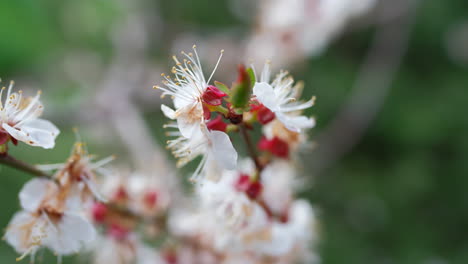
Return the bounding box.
[157,46,318,263]
[1,45,318,264]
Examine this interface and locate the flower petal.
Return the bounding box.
[209,131,238,170]
[4,211,40,254]
[3,119,60,149]
[20,178,57,212]
[161,104,176,119]
[276,113,315,132]
[253,82,279,111]
[45,213,96,255]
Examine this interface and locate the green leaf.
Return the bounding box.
[214,81,230,94]
[230,65,252,109]
[246,67,256,87]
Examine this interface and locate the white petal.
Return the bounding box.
[4,211,40,254]
[209,131,238,170]
[253,82,279,111]
[20,178,57,212]
[3,118,60,149]
[276,113,315,132]
[258,224,295,256]
[177,117,200,138]
[161,104,176,119]
[45,213,96,255]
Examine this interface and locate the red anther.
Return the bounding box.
[108,223,130,240]
[202,85,227,106]
[91,202,108,223]
[234,174,251,192]
[207,115,228,132]
[246,181,263,199]
[251,104,275,124]
[144,191,158,208]
[258,136,290,158]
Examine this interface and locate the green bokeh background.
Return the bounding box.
[0,0,467,263]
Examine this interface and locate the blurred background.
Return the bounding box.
[0,0,467,263]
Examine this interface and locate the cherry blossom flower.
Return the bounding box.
[164,123,237,181]
[157,45,224,138]
[253,63,316,133]
[0,81,59,149]
[4,178,95,261]
[39,142,114,207]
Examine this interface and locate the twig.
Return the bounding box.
[0,154,51,178]
[239,124,263,172]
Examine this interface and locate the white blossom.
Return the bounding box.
[253,63,315,132]
[165,124,237,181]
[158,45,223,138]
[5,178,95,260]
[0,81,59,149]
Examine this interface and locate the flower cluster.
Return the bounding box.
[158,47,318,263]
[2,45,318,264]
[4,142,110,262]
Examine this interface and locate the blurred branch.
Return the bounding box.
[0,154,51,178]
[310,0,420,175]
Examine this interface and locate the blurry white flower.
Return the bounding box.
[246,0,377,65]
[39,142,114,206]
[254,199,317,258]
[253,63,315,132]
[126,173,171,217]
[0,81,59,149]
[5,178,95,260]
[260,160,297,215]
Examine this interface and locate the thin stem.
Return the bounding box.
[0,154,51,178]
[239,124,263,173]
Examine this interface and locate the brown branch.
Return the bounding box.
[239,124,263,172]
[0,154,51,178]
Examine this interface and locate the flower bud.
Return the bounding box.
[207,115,228,132]
[202,85,227,106]
[92,202,108,223]
[258,136,290,158]
[251,103,275,124]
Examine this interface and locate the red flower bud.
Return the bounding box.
[251,103,275,124]
[234,174,251,192]
[91,202,108,223]
[108,223,130,240]
[144,191,158,208]
[113,186,128,202]
[202,85,227,106]
[246,181,263,199]
[207,115,228,132]
[234,174,263,199]
[258,136,290,158]
[0,131,9,145]
[203,104,211,120]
